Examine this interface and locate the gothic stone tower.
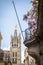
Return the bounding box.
[10,27,21,65]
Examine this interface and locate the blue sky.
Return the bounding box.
[0,0,32,63]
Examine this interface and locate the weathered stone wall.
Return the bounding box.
[0,62,5,65]
[40,40,43,65]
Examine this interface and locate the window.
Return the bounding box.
[14,58,17,64]
[12,58,17,64]
[15,52,17,57]
[12,58,14,63]
[14,44,17,47]
[12,44,18,47]
[13,52,14,57]
[0,53,3,60]
[13,52,17,57]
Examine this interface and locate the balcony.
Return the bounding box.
[24,28,38,48]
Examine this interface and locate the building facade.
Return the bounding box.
[10,27,21,65]
[23,0,43,65]
[0,32,8,65]
[24,48,36,65]
[24,48,29,65]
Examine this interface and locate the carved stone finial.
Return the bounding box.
[15,24,17,30]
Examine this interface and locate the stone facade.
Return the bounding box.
[0,61,5,65]
[24,48,36,65]
[10,28,21,65]
[23,0,43,64]
[24,48,29,65]
[4,51,10,62]
[0,49,7,65]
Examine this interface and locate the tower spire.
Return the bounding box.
[15,24,17,30]
[14,25,17,37]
